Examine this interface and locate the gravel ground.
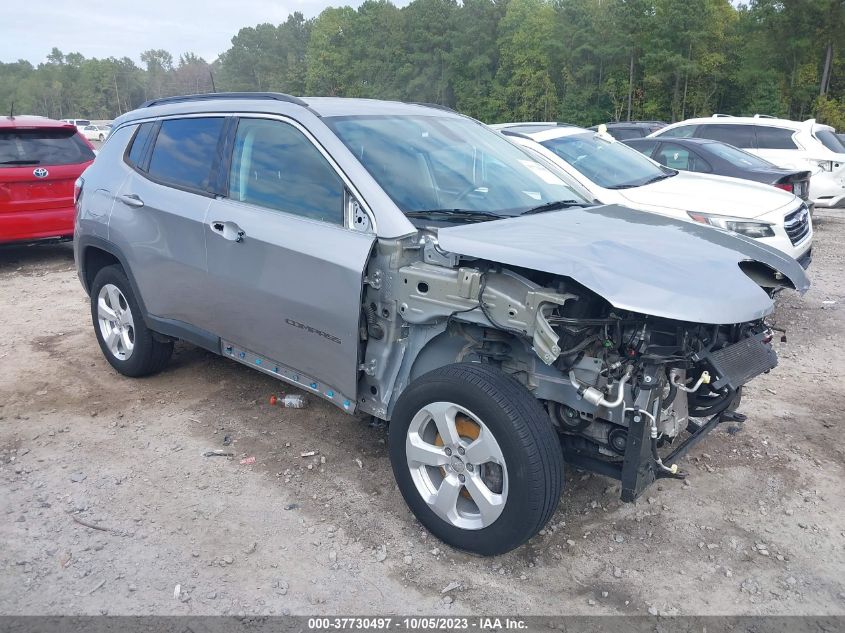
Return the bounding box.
[1,211,843,616]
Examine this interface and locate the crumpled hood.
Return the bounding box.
[617,171,796,219]
[436,204,810,325]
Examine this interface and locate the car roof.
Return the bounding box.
[0,115,78,130]
[661,115,834,133]
[603,121,667,127]
[626,136,715,146]
[117,92,465,126]
[495,123,591,143]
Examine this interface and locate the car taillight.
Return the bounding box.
[74,177,84,204]
[773,182,793,193]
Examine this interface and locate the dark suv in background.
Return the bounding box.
[589,121,667,140]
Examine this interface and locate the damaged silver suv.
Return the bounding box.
[75,94,809,555]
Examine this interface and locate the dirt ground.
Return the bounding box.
[1,211,843,617]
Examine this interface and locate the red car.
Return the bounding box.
[0,116,96,244]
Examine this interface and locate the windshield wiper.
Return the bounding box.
[520,199,594,215]
[404,209,504,222]
[638,172,675,186]
[0,159,41,165]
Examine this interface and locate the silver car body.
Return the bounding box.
[75,97,809,419]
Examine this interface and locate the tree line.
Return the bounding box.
[2,0,844,128]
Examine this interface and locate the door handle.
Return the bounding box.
[210,220,246,243]
[119,193,144,208]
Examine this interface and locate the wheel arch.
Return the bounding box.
[77,237,147,309]
[384,323,521,420]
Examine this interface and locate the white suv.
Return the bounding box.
[651,115,845,209]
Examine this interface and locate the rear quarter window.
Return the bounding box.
[755,126,798,150]
[815,129,845,153]
[125,122,156,169]
[0,128,95,166]
[146,117,225,192]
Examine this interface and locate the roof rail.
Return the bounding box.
[412,102,457,113]
[711,113,733,118]
[140,92,308,108]
[753,114,776,119]
[498,129,534,140]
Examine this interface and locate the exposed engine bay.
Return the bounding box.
[358,230,782,500]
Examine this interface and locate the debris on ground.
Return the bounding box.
[270,394,307,408]
[300,450,318,457]
[203,450,234,457]
[239,456,256,465]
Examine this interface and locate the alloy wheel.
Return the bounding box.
[97,283,135,360]
[405,401,508,530]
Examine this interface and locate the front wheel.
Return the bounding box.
[389,363,564,555]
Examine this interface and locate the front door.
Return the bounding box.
[205,116,374,406]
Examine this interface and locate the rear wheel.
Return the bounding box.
[389,363,564,555]
[90,265,173,377]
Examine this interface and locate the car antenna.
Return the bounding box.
[209,71,216,93]
[8,101,13,120]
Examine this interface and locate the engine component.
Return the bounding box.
[569,365,633,409]
[607,427,628,455]
[552,403,591,432]
[670,369,711,393]
[695,332,777,390]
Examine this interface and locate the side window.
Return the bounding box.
[756,126,798,150]
[228,118,344,225]
[147,117,225,192]
[126,122,155,169]
[658,125,697,139]
[697,124,756,148]
[655,143,711,172]
[627,140,658,158]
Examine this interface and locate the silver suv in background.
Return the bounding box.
[74,94,809,555]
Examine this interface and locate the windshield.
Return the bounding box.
[325,115,587,216]
[815,129,845,153]
[705,141,775,168]
[540,132,669,189]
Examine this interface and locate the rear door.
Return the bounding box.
[0,126,95,242]
[205,115,374,405]
[108,116,225,332]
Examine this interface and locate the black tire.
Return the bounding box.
[90,265,173,377]
[389,362,564,555]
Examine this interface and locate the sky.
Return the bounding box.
[0,0,388,66]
